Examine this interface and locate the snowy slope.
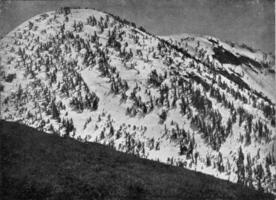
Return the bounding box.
[0,8,275,195]
[162,33,276,103]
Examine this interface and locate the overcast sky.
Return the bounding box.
[0,0,274,54]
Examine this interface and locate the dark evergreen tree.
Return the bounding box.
[51,101,60,119]
[237,146,245,184]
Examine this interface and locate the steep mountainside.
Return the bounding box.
[162,33,275,102]
[2,120,274,200]
[0,7,275,194]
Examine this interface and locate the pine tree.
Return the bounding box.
[100,131,105,140]
[51,101,59,119]
[237,146,245,184]
[17,84,23,100]
[255,164,264,192]
[265,155,272,182]
[245,154,253,188]
[206,155,211,167]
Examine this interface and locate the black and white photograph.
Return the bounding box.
[0,0,275,199]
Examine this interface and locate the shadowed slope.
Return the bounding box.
[0,120,274,200]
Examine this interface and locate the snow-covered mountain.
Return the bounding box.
[0,7,275,194]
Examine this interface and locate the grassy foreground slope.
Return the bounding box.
[0,120,274,200]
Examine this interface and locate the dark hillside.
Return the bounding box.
[0,120,274,200]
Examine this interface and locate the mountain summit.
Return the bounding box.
[0,7,275,195]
